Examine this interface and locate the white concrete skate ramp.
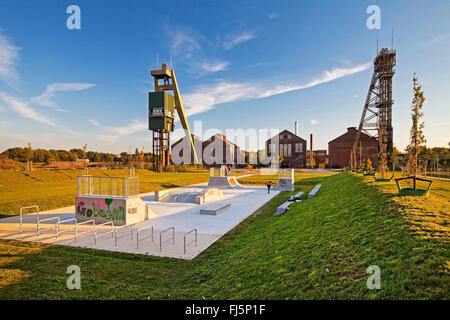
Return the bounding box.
[208,176,242,189]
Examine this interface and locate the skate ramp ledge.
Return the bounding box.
[200,203,231,215]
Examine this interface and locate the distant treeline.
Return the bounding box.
[1,147,154,163]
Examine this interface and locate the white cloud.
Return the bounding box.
[310,120,319,125]
[183,61,371,117]
[267,13,279,20]
[194,60,230,78]
[428,33,450,46]
[30,82,96,111]
[88,119,101,126]
[169,28,201,61]
[199,61,229,73]
[98,119,147,144]
[0,31,20,85]
[220,32,256,50]
[0,92,57,126]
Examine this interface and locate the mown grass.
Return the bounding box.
[0,172,448,299]
[0,169,210,218]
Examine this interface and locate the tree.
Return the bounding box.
[405,74,426,177]
[364,158,373,173]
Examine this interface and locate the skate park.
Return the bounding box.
[0,167,292,260]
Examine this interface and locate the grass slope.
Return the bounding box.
[0,172,448,299]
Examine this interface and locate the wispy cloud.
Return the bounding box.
[88,119,101,126]
[266,13,279,20]
[220,32,256,50]
[30,82,96,111]
[0,92,57,126]
[168,27,201,61]
[310,119,319,125]
[97,119,147,144]
[0,31,20,86]
[183,62,371,117]
[0,82,95,126]
[428,33,450,46]
[194,60,230,78]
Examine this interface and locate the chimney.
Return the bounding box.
[295,121,298,136]
[310,133,314,163]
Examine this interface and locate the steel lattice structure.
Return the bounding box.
[352,48,396,167]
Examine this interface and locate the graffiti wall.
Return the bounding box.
[75,196,149,226]
[76,197,126,222]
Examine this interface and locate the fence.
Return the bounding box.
[77,176,139,198]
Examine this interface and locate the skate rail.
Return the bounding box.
[184,229,198,254]
[136,225,154,249]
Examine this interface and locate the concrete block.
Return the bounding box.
[200,203,231,215]
[308,184,322,198]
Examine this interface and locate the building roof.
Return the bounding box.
[266,129,307,143]
[328,127,378,144]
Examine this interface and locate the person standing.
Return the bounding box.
[267,181,272,194]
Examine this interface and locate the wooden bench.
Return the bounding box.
[308,184,322,198]
[200,203,231,215]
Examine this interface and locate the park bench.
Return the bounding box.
[200,202,231,215]
[289,191,304,202]
[275,201,291,215]
[308,184,322,198]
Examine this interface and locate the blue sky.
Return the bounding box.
[0,0,449,154]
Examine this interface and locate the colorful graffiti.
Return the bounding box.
[76,198,125,221]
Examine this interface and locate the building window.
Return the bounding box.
[295,143,303,153]
[270,143,277,154]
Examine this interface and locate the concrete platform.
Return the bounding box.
[0,183,280,260]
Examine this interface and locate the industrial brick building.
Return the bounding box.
[265,130,307,168]
[171,134,241,167]
[328,127,379,168]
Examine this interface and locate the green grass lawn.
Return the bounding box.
[0,169,210,218]
[0,172,448,299]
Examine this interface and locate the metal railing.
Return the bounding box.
[75,220,96,242]
[37,216,60,240]
[184,229,198,254]
[114,225,133,248]
[136,225,154,249]
[160,227,175,252]
[94,221,115,244]
[77,176,139,198]
[19,206,39,239]
[58,218,77,240]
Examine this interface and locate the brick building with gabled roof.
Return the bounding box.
[265,130,307,168]
[328,127,379,168]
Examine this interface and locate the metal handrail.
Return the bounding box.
[160,227,175,252]
[58,218,77,240]
[114,225,133,248]
[94,221,115,244]
[37,216,60,240]
[19,206,39,239]
[75,220,96,242]
[184,229,198,254]
[136,225,154,249]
